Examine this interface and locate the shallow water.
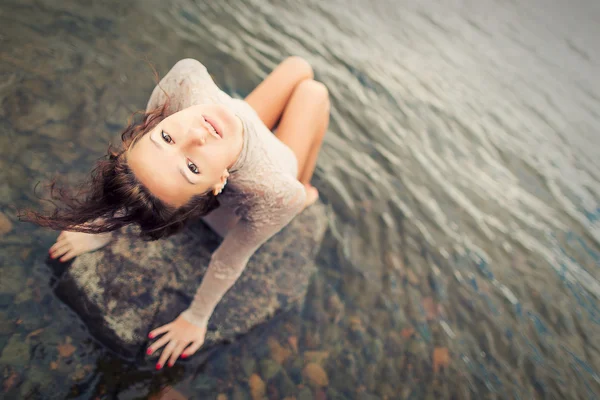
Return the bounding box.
[1,0,599,398]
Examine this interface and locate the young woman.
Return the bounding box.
[28,56,329,369]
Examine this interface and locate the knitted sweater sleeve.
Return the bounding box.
[180,176,306,326]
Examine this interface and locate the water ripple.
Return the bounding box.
[1,0,599,397]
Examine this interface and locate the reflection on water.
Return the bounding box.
[1,0,599,398]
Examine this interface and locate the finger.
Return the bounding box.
[168,342,188,367]
[49,241,61,254]
[148,333,172,355]
[158,340,178,369]
[59,248,78,262]
[182,339,204,358]
[52,244,73,259]
[58,231,67,240]
[49,241,70,256]
[148,324,171,339]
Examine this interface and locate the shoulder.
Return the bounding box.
[168,58,209,76]
[147,59,220,112]
[161,58,213,85]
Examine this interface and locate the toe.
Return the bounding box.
[303,186,319,208]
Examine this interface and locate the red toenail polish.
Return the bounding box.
[168,362,173,367]
[156,363,161,370]
[146,348,152,355]
[181,354,188,359]
[148,333,154,339]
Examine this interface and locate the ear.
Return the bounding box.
[212,170,230,196]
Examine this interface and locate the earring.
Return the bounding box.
[218,179,227,194]
[215,177,228,196]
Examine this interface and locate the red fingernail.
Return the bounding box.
[181,354,188,359]
[168,362,173,367]
[146,348,152,355]
[156,363,161,370]
[148,333,154,339]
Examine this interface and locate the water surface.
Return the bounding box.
[1,0,599,398]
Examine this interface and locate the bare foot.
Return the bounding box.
[302,184,319,210]
[49,231,112,262]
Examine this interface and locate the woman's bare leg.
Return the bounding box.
[274,79,330,185]
[245,56,314,130]
[245,57,330,207]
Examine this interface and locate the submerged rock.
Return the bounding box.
[50,202,328,362]
[0,212,12,236]
[302,362,329,388]
[0,266,25,295]
[248,373,266,400]
[0,335,30,366]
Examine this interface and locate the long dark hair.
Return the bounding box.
[19,100,220,240]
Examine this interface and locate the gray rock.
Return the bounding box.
[259,359,281,381]
[0,265,25,295]
[277,370,297,397]
[0,334,30,366]
[4,78,73,132]
[0,211,13,236]
[241,356,257,378]
[297,387,314,400]
[51,202,328,362]
[232,384,251,400]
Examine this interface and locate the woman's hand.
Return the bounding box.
[49,231,112,262]
[147,314,207,369]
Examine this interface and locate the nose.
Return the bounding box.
[187,127,208,146]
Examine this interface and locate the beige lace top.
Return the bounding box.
[146,59,305,327]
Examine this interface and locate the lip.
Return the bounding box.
[203,115,223,139]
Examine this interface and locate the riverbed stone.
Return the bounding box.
[303,362,329,388]
[248,373,266,400]
[0,212,12,236]
[0,266,25,295]
[50,202,328,362]
[0,335,30,366]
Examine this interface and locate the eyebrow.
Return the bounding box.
[149,132,196,185]
[180,168,195,184]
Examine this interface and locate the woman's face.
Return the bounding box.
[128,104,244,207]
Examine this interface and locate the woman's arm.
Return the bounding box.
[147,176,306,368]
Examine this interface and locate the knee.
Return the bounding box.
[295,79,330,108]
[282,56,314,81]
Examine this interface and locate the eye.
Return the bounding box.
[187,160,199,174]
[161,130,173,144]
